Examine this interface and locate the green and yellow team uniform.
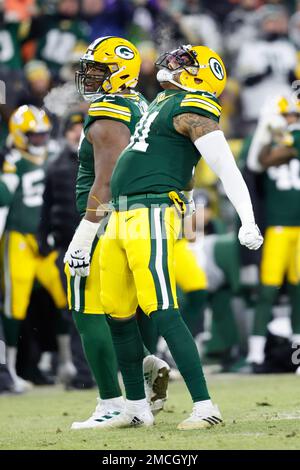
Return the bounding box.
[261,127,300,286]
[0,150,67,320]
[65,92,148,314]
[100,89,221,318]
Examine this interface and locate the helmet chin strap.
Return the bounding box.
[156,69,198,93]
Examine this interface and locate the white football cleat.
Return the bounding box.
[143,355,170,415]
[92,400,154,429]
[296,366,300,376]
[71,397,125,430]
[177,403,224,430]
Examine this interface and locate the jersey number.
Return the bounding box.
[22,169,45,207]
[42,30,76,64]
[128,111,159,152]
[268,160,300,190]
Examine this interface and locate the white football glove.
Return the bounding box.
[64,249,91,277]
[238,223,263,250]
[64,219,99,277]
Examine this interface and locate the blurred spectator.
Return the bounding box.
[224,0,261,66]
[200,0,235,25]
[235,5,298,133]
[59,42,87,83]
[4,0,36,22]
[0,6,25,69]
[22,0,89,77]
[82,0,133,42]
[0,5,27,147]
[289,10,300,49]
[219,78,242,138]
[136,41,160,102]
[131,0,186,53]
[38,110,95,390]
[178,0,223,54]
[38,111,82,255]
[16,60,52,108]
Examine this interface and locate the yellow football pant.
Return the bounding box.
[174,238,207,292]
[65,216,207,315]
[261,226,300,286]
[100,206,181,318]
[0,231,67,320]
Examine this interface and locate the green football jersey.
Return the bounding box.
[76,91,148,216]
[110,89,222,199]
[37,17,89,72]
[264,126,300,226]
[0,22,25,69]
[0,149,46,234]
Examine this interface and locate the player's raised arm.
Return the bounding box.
[174,113,263,250]
[258,143,297,169]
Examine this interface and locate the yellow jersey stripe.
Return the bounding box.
[181,98,221,115]
[180,100,220,117]
[90,102,130,113]
[89,106,131,117]
[121,93,140,100]
[184,94,222,110]
[88,109,131,122]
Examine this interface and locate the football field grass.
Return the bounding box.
[0,373,300,450]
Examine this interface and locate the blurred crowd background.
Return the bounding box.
[1,0,300,394]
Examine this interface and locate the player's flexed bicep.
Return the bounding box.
[174,111,263,251]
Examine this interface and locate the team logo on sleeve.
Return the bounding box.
[115,46,135,60]
[209,58,224,80]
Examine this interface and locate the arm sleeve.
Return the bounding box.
[194,130,255,226]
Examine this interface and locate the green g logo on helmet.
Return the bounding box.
[115,46,135,60]
[209,58,224,81]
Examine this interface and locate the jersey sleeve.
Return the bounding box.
[85,95,133,133]
[174,92,222,123]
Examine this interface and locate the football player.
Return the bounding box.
[246,96,300,371]
[81,44,263,430]
[0,105,69,392]
[64,37,170,429]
